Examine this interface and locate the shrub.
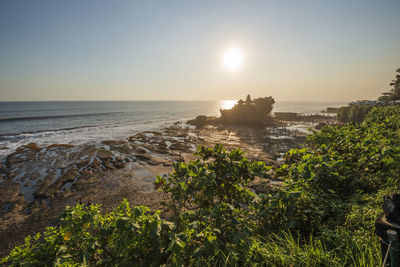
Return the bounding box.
[257,106,400,263]
[1,202,175,266]
[337,105,373,123]
[364,105,400,131]
[4,106,400,266]
[155,144,270,256]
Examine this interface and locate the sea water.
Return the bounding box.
[0,100,346,158]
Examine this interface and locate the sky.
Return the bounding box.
[0,0,399,102]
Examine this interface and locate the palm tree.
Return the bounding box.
[379,68,400,102]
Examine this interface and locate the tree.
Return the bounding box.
[379,68,400,102]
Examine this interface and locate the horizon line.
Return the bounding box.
[0,99,351,103]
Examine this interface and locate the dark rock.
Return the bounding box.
[16,143,41,153]
[96,150,114,161]
[0,163,6,179]
[103,161,114,169]
[375,193,400,266]
[1,203,12,213]
[326,107,339,113]
[219,95,275,127]
[33,192,48,202]
[57,169,77,190]
[274,112,298,121]
[383,193,400,223]
[47,144,74,149]
[129,146,147,154]
[113,161,126,169]
[102,140,126,146]
[187,115,218,127]
[170,143,188,151]
[6,150,36,167]
[135,154,152,162]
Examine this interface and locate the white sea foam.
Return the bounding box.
[0,118,186,160]
[0,100,345,161]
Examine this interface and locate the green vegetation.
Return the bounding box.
[379,68,400,102]
[337,105,373,123]
[3,106,400,266]
[220,95,275,127]
[338,67,400,123]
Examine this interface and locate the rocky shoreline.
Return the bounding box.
[0,120,317,257]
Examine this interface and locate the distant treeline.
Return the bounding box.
[338,67,400,123]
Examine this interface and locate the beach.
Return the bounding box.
[0,101,342,256]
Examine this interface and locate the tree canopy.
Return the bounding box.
[379,68,400,102]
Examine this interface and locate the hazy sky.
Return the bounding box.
[0,0,399,101]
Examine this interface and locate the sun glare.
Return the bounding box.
[220,100,237,110]
[222,47,244,72]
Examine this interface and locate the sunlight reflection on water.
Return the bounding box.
[220,100,237,110]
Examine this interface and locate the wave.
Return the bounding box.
[0,111,125,123]
[0,116,183,141]
[0,125,102,141]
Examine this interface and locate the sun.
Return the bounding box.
[222,47,244,72]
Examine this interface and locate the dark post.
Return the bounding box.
[388,230,400,266]
[375,193,400,266]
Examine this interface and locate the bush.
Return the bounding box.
[2,145,272,266]
[337,105,373,123]
[258,106,400,264]
[155,144,270,262]
[1,202,175,266]
[4,106,400,266]
[364,105,400,131]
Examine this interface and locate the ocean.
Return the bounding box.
[0,100,346,158]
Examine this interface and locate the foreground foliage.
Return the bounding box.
[3,106,400,266]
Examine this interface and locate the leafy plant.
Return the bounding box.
[4,106,400,266]
[337,105,373,123]
[155,144,270,258]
